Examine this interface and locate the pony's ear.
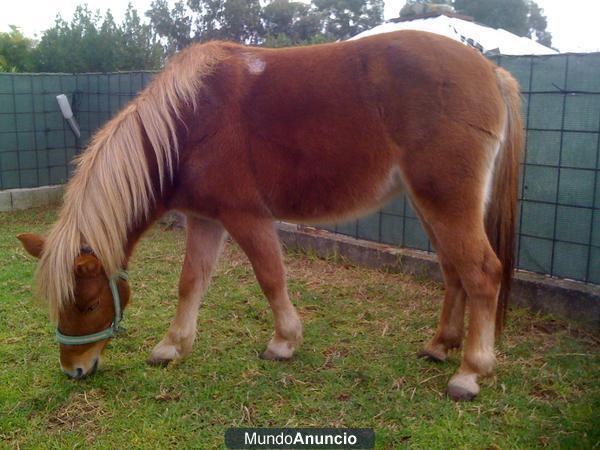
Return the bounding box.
[17,233,45,259]
[75,254,103,278]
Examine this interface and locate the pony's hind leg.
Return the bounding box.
[409,187,501,400]
[221,214,303,360]
[148,216,225,366]
[427,215,502,400]
[412,217,466,362]
[418,260,466,362]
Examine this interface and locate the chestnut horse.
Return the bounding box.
[17,30,523,400]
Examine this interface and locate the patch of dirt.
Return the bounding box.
[337,392,352,401]
[529,383,562,401]
[218,241,442,315]
[47,389,109,442]
[319,346,351,370]
[531,319,565,335]
[154,386,182,402]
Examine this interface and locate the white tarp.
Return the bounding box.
[350,15,558,56]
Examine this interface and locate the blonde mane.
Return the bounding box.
[37,42,228,320]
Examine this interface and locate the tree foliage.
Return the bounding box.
[313,0,384,41]
[525,1,551,47]
[191,0,263,44]
[0,0,555,73]
[1,0,384,72]
[33,4,163,72]
[261,0,323,46]
[146,0,193,54]
[0,26,36,72]
[146,0,384,50]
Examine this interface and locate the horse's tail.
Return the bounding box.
[486,67,524,334]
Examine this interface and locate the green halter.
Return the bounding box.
[55,270,128,346]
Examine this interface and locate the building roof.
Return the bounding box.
[349,14,558,56]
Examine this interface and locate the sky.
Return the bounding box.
[1,0,599,53]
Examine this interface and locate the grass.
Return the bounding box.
[1,207,599,449]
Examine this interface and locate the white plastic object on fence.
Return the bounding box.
[56,94,81,139]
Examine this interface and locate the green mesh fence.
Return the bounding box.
[0,53,598,284]
[0,71,155,189]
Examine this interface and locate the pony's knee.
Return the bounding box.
[461,251,502,302]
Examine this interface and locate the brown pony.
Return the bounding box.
[17,30,523,401]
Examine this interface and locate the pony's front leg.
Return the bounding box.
[148,217,225,366]
[222,214,303,360]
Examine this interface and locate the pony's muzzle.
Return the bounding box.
[62,358,99,379]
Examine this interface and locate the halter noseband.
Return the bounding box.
[55,270,129,346]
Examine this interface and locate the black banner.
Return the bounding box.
[225,428,375,449]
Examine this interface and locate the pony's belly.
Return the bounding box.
[284,192,403,226]
[275,166,405,225]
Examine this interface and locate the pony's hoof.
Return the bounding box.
[417,348,447,363]
[447,384,477,401]
[146,357,171,367]
[260,337,296,361]
[259,348,292,361]
[447,373,479,401]
[148,341,183,367]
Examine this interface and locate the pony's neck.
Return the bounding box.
[38,40,230,318]
[122,204,168,269]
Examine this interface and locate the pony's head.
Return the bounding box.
[17,233,131,379]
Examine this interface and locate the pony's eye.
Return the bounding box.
[86,300,100,312]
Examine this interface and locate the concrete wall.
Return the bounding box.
[0,185,63,211]
[278,223,600,330]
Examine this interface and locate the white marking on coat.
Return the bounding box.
[244,54,266,74]
[378,165,404,200]
[483,111,508,210]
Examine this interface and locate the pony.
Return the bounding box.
[17,30,523,401]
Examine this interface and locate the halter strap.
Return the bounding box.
[56,270,128,346]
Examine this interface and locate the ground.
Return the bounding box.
[1,207,599,449]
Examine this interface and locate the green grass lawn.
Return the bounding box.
[1,207,599,449]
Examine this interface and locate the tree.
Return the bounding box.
[312,0,384,41]
[454,0,551,46]
[188,0,263,44]
[146,0,193,54]
[147,0,264,49]
[526,1,552,47]
[261,0,324,45]
[34,6,102,72]
[146,0,384,53]
[0,26,36,72]
[35,4,163,72]
[120,4,165,68]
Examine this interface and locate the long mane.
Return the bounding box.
[37,42,228,320]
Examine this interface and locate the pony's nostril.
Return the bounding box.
[62,363,97,379]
